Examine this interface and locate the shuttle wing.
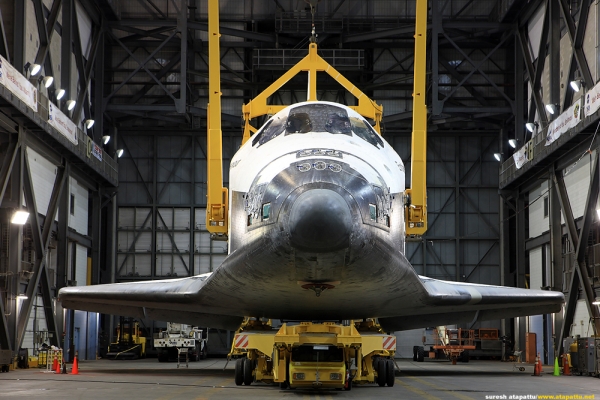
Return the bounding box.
[58,273,244,330]
[378,276,564,331]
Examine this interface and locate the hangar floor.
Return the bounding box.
[0,358,598,399]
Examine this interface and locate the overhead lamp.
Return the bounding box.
[493,153,502,162]
[525,122,538,133]
[116,149,124,158]
[569,79,584,92]
[24,62,41,76]
[102,135,110,145]
[593,297,600,305]
[56,88,65,100]
[40,75,53,88]
[66,99,76,111]
[545,103,557,115]
[11,210,30,225]
[508,139,518,148]
[16,294,28,300]
[30,63,41,76]
[85,119,95,129]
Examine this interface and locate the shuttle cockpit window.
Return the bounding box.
[325,112,352,135]
[252,113,287,147]
[286,112,312,133]
[350,117,384,148]
[284,104,353,137]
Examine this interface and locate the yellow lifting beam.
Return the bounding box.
[241,43,383,145]
[405,0,428,238]
[205,0,228,240]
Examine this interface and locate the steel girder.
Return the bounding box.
[430,0,515,127]
[553,158,600,351]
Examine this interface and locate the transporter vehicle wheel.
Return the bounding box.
[412,346,417,361]
[386,359,395,387]
[376,358,387,387]
[416,346,425,362]
[157,352,168,362]
[234,358,244,386]
[243,357,253,385]
[201,344,208,359]
[459,350,469,363]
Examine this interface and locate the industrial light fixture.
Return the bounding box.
[11,210,30,225]
[508,139,518,148]
[85,119,95,129]
[493,153,502,162]
[545,103,558,115]
[56,88,65,100]
[39,75,54,88]
[30,63,41,76]
[16,294,28,300]
[24,62,41,76]
[116,149,124,158]
[593,297,600,305]
[102,135,110,145]
[525,122,538,133]
[66,99,76,111]
[569,79,584,92]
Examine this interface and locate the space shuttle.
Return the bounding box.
[58,2,563,334]
[58,99,563,332]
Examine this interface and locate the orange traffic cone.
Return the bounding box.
[71,353,79,375]
[54,357,61,374]
[52,354,58,372]
[538,353,543,374]
[532,353,540,376]
[562,354,571,376]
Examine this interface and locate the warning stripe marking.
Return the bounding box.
[383,336,396,350]
[235,334,249,348]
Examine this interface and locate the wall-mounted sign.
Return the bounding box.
[546,99,581,146]
[86,136,103,161]
[48,102,78,145]
[0,55,38,112]
[584,81,600,117]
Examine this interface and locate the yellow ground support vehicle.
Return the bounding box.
[106,317,147,360]
[231,321,397,390]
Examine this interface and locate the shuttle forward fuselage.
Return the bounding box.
[221,101,422,320]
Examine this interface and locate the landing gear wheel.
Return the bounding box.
[234,358,244,386]
[376,358,387,387]
[416,346,425,362]
[157,353,168,362]
[386,359,395,387]
[243,357,253,385]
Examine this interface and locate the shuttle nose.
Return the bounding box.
[288,189,352,252]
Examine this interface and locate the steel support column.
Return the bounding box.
[61,0,74,112]
[548,167,564,344]
[554,156,600,354]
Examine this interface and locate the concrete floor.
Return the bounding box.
[1,358,599,400]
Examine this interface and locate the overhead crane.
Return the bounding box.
[205,1,429,240]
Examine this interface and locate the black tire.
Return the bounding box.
[234,358,244,386]
[157,352,167,362]
[386,359,395,387]
[459,350,469,363]
[376,358,387,387]
[243,357,253,385]
[416,346,425,362]
[201,343,208,359]
[412,346,417,361]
